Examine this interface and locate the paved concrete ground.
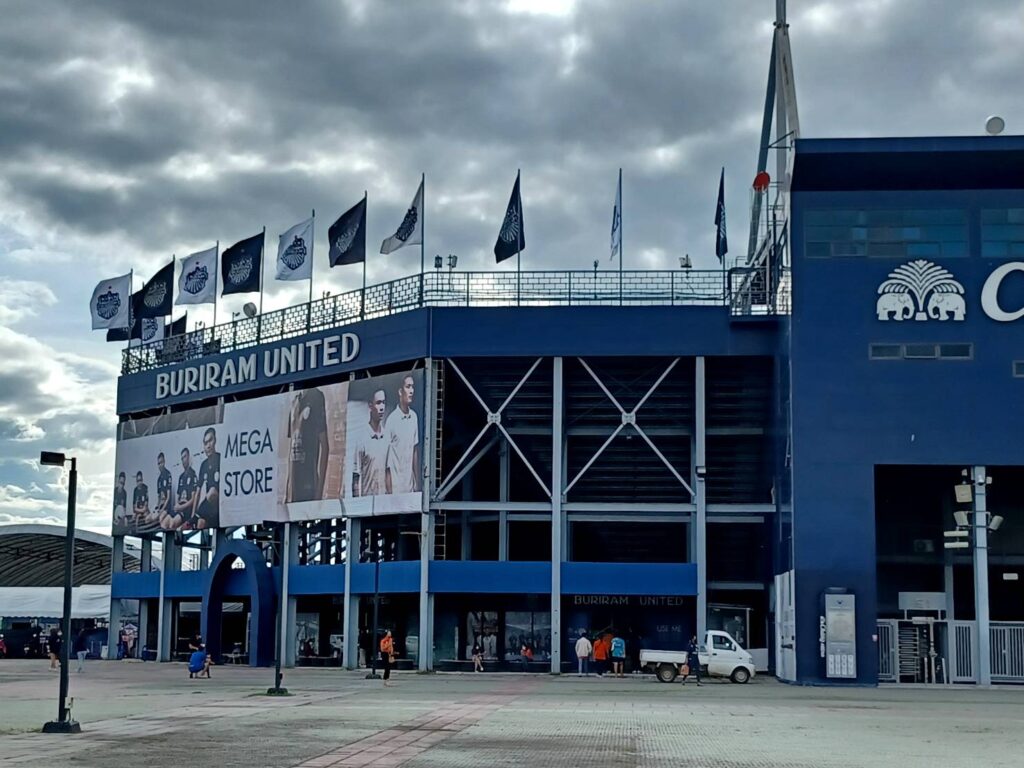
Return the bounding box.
[1,660,1022,767]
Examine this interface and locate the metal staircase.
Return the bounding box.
[433,359,447,560]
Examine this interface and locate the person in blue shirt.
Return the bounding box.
[189,644,212,678]
[682,635,702,686]
[610,634,626,677]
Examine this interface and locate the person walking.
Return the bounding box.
[593,633,608,676]
[48,629,61,671]
[380,630,395,687]
[472,638,484,672]
[74,628,89,673]
[610,633,626,678]
[574,632,593,676]
[682,635,702,686]
[519,642,534,672]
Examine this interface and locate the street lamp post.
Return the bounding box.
[39,451,81,734]
[268,522,289,696]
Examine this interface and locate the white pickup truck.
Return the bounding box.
[640,630,755,684]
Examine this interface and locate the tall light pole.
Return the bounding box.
[268,522,289,696]
[39,451,81,734]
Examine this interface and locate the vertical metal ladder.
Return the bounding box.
[432,359,446,560]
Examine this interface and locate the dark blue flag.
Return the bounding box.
[221,232,264,295]
[170,313,187,336]
[137,260,174,318]
[107,290,142,341]
[715,167,728,262]
[494,172,525,263]
[329,197,367,267]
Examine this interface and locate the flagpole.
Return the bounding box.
[516,169,521,306]
[213,241,219,330]
[362,192,368,319]
[309,210,316,305]
[618,168,623,306]
[125,268,133,355]
[259,227,266,317]
[420,172,425,307]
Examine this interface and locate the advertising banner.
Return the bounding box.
[112,370,424,535]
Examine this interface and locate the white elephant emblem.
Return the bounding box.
[926,293,966,321]
[877,293,914,321]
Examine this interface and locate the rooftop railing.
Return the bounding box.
[122,268,788,374]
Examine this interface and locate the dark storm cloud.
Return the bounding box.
[0,0,775,271]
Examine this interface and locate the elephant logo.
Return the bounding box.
[877,260,965,322]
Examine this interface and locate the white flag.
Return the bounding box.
[176,246,217,305]
[138,316,165,345]
[610,169,622,261]
[276,217,314,281]
[380,178,424,255]
[90,273,131,329]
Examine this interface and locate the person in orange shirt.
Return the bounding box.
[379,630,395,687]
[593,633,609,676]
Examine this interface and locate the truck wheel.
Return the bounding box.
[656,663,678,683]
[730,667,751,684]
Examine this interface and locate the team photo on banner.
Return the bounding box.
[112,369,424,535]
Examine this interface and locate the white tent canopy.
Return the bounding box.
[0,585,111,620]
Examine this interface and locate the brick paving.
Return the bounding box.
[1,661,1023,767]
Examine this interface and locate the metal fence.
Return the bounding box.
[991,622,1024,683]
[122,268,788,374]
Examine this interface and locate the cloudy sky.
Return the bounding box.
[1,0,1022,534]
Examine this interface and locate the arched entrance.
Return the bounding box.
[201,539,276,666]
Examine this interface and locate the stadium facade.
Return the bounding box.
[107,134,1024,685]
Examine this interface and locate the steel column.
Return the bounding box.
[695,357,708,640]
[343,517,359,669]
[139,539,152,660]
[551,357,564,674]
[107,536,124,659]
[419,356,435,670]
[974,465,991,686]
[157,532,177,662]
[499,443,509,561]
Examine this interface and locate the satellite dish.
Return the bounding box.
[985,115,1005,136]
[753,171,771,193]
[242,302,258,319]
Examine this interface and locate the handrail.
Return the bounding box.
[121,268,785,374]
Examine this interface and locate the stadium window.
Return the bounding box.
[937,344,972,360]
[981,209,1024,258]
[869,344,902,360]
[805,209,968,259]
[1014,361,1024,378]
[903,344,938,359]
[870,343,973,361]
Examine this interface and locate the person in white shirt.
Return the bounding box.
[352,389,388,497]
[385,375,420,494]
[575,632,593,676]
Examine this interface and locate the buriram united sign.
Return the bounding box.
[876,259,1024,322]
[154,332,360,400]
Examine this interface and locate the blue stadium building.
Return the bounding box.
[106,12,1024,685]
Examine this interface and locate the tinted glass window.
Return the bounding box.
[806,209,967,258]
[982,209,1024,259]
